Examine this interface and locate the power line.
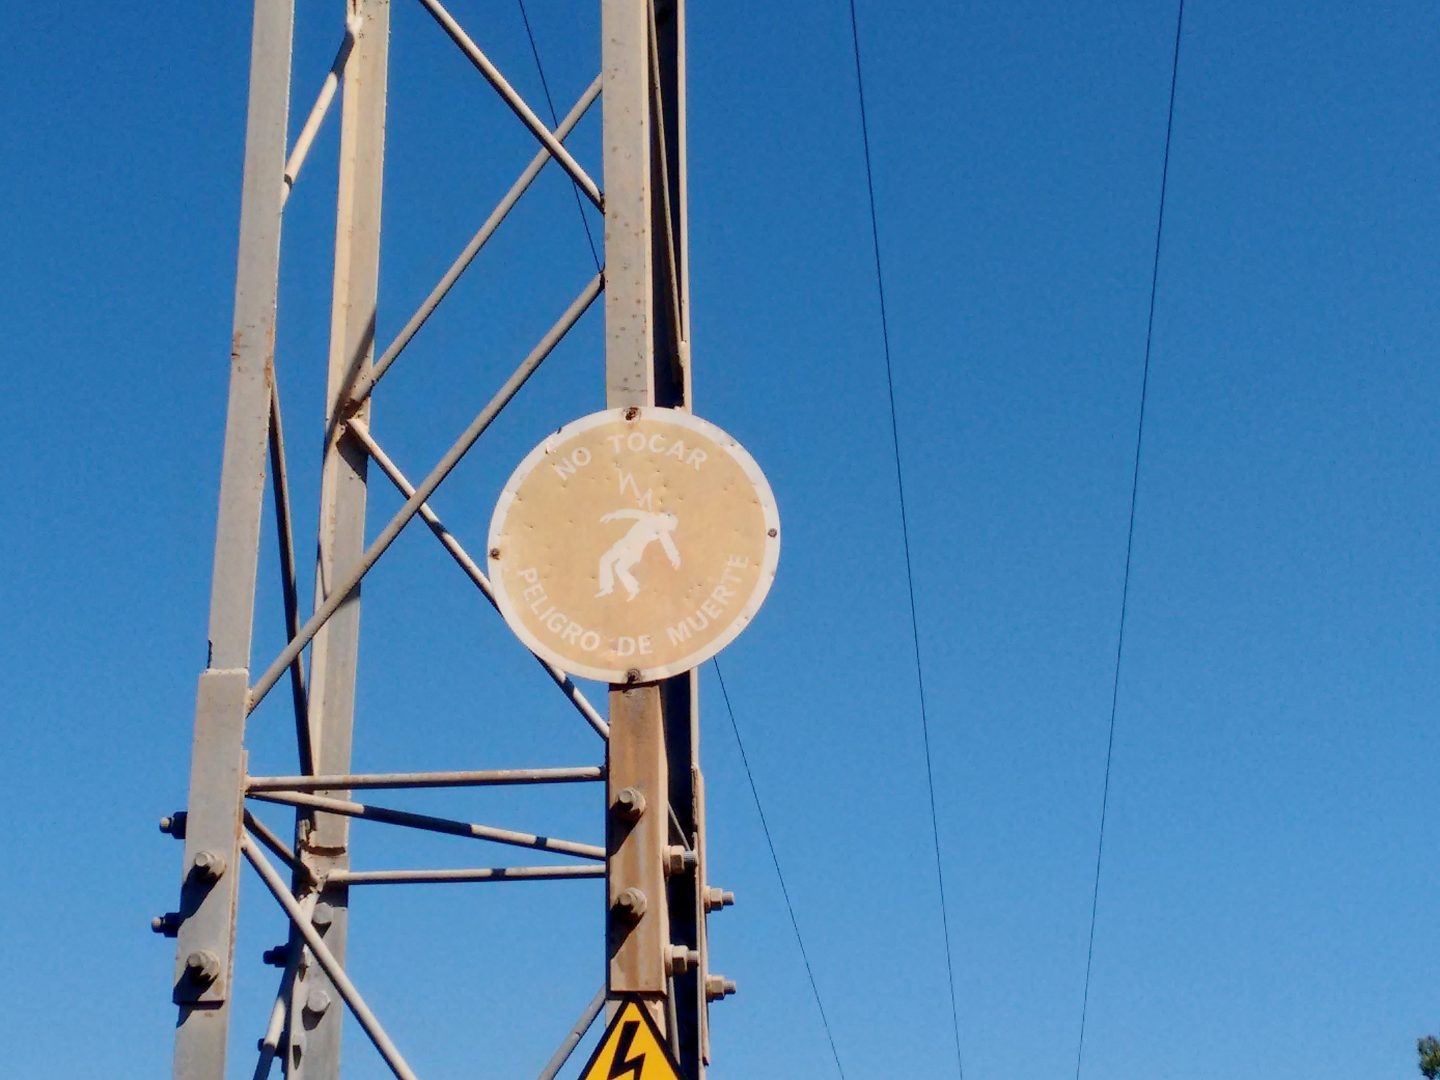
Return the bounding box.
[712,659,847,1079]
[1074,3,1187,1077]
[843,2,966,1075]
[515,0,602,272]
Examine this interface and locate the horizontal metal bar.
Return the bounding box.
[280,15,360,208]
[413,0,602,207]
[247,272,605,715]
[248,789,606,861]
[349,420,610,740]
[538,987,606,1080]
[248,766,604,791]
[328,865,605,885]
[348,74,602,409]
[241,838,418,1080]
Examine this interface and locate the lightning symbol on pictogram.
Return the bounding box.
[607,1020,646,1080]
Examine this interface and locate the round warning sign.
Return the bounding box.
[487,407,779,683]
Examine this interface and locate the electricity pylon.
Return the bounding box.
[156,1,730,1075]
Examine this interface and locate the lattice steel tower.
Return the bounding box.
[156,1,732,1075]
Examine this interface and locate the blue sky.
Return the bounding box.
[2,1,1438,1077]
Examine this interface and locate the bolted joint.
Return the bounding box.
[261,945,290,968]
[611,786,647,823]
[705,974,738,1002]
[665,945,701,976]
[151,912,182,938]
[158,812,188,839]
[703,886,736,912]
[663,845,697,878]
[611,887,648,923]
[190,850,227,883]
[303,988,332,1016]
[184,950,221,985]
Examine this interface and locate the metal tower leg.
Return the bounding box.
[172,1,294,1076]
[287,3,389,1077]
[602,2,710,1076]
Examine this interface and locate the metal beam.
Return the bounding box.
[600,3,707,1072]
[172,0,294,1074]
[287,2,390,1075]
[250,788,606,860]
[248,766,604,790]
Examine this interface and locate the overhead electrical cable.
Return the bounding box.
[516,0,603,272]
[1074,3,1187,1078]
[713,659,847,1078]
[843,2,965,1075]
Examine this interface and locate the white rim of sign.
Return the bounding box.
[487,407,781,683]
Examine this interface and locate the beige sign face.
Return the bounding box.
[488,408,780,683]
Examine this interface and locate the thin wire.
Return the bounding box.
[1074,3,1186,1077]
[516,0,602,272]
[713,659,847,1079]
[843,3,965,1075]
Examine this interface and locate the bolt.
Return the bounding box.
[612,786,647,822]
[311,902,335,931]
[767,527,778,538]
[191,850,227,883]
[304,988,332,1016]
[489,547,501,560]
[151,912,182,938]
[159,812,187,839]
[703,887,735,912]
[612,887,648,923]
[261,945,290,968]
[666,945,700,976]
[185,950,221,985]
[664,845,697,877]
[625,668,642,684]
[705,974,738,1001]
[624,407,640,421]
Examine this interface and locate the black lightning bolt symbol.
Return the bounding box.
[607,1020,646,1080]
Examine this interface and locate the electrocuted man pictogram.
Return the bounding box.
[595,510,681,600]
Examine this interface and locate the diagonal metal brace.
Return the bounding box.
[348,418,610,739]
[246,272,604,715]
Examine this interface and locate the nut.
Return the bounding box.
[703,887,735,912]
[664,845,697,877]
[666,945,700,976]
[705,974,738,1001]
[185,950,221,985]
[304,988,332,1016]
[311,902,335,930]
[191,850,227,883]
[612,887,648,922]
[612,786,647,822]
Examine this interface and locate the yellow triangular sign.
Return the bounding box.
[577,996,683,1080]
